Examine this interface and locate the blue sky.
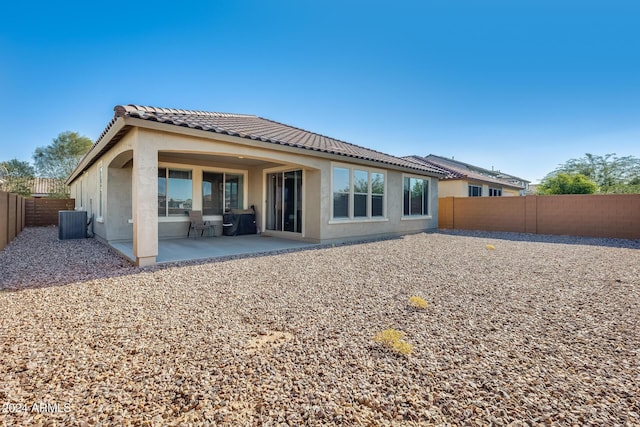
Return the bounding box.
[1,1,638,183]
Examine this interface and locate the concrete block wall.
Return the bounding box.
[0,191,26,251]
[439,194,640,240]
[24,198,75,227]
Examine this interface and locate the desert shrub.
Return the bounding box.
[409,296,429,309]
[373,328,413,355]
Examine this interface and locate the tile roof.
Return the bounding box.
[404,154,529,189]
[0,177,68,196]
[108,105,445,175]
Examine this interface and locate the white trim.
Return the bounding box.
[401,215,432,221]
[401,173,432,218]
[158,217,190,223]
[262,167,305,236]
[468,184,483,197]
[330,161,387,222]
[328,218,390,225]
[157,161,249,217]
[98,161,104,220]
[200,165,248,212]
[130,217,199,224]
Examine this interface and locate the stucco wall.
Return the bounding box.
[70,133,136,242]
[303,169,322,241]
[438,179,521,197]
[247,165,264,233]
[70,125,441,251]
[438,180,468,197]
[319,165,439,241]
[106,166,133,241]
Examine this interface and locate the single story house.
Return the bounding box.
[404,154,530,197]
[66,105,445,266]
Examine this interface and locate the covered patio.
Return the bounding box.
[110,234,317,264]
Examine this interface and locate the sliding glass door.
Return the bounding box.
[266,170,302,233]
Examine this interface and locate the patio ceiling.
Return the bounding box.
[158,152,283,168]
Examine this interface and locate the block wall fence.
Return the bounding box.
[1,195,75,251]
[0,191,26,251]
[438,194,640,240]
[24,198,75,227]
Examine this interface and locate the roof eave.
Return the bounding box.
[66,113,445,184]
[124,118,445,178]
[66,117,128,185]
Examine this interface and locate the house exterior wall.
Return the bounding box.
[437,179,521,197]
[319,163,439,241]
[438,180,468,197]
[70,125,441,263]
[304,169,322,241]
[70,132,136,243]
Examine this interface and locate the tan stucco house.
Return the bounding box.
[404,154,529,197]
[66,105,445,266]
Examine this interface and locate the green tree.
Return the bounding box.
[552,153,640,193]
[33,131,92,179]
[0,158,36,196]
[537,173,597,195]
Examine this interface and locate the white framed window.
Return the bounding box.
[158,167,193,216]
[403,175,430,217]
[78,178,83,209]
[98,162,103,219]
[468,185,482,197]
[202,171,244,215]
[371,172,384,217]
[331,164,386,220]
[489,187,502,197]
[353,169,368,218]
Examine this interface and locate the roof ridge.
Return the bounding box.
[427,154,529,183]
[68,104,447,185]
[114,104,257,119]
[404,155,463,178]
[256,116,410,160]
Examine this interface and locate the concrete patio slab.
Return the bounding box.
[110,234,317,264]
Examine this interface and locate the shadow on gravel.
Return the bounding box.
[0,227,138,291]
[436,229,640,249]
[0,227,405,291]
[8,226,634,292]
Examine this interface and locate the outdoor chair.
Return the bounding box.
[187,210,214,238]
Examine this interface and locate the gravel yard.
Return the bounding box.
[1,227,639,426]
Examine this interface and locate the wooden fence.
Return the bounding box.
[0,191,26,251]
[25,198,75,227]
[439,194,640,240]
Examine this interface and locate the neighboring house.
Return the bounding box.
[526,183,540,195]
[30,177,69,197]
[0,177,68,197]
[404,154,530,197]
[66,105,445,266]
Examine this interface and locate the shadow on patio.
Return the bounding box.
[111,234,319,264]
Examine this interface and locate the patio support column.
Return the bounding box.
[132,137,158,266]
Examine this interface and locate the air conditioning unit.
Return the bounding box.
[58,210,87,240]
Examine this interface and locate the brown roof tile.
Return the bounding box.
[0,177,68,196]
[404,154,528,189]
[112,105,445,175]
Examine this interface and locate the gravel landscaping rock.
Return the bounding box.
[1,227,639,425]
